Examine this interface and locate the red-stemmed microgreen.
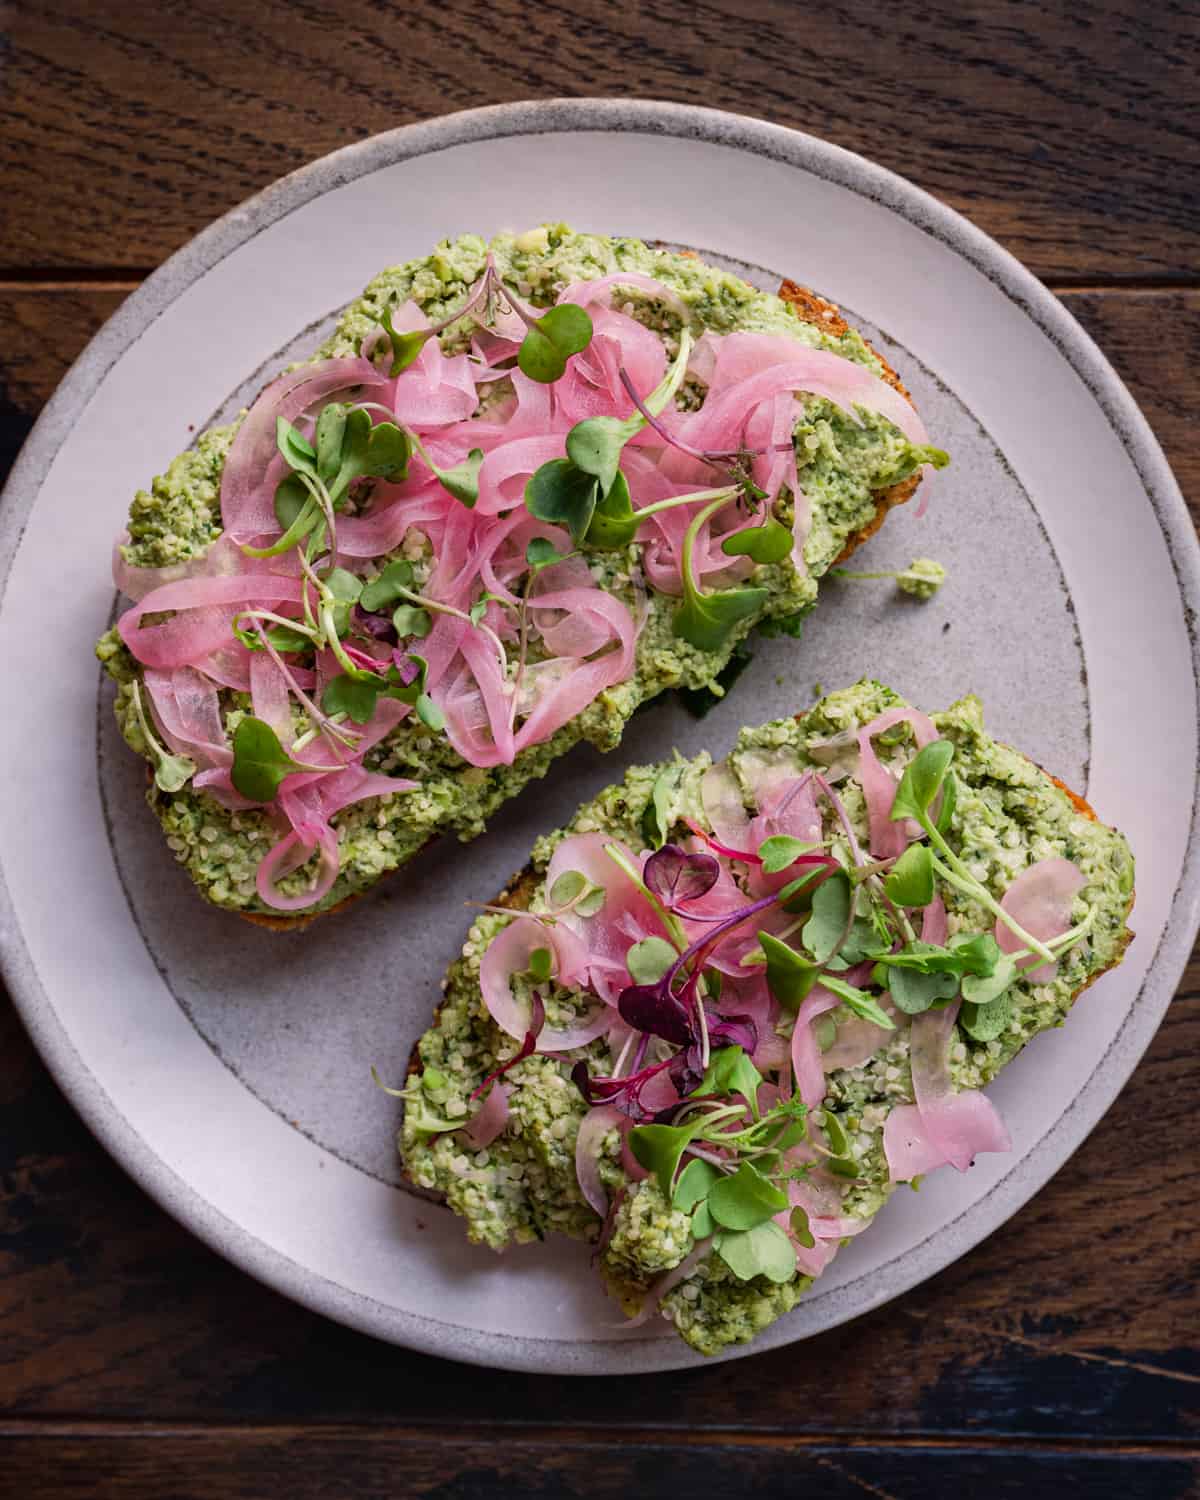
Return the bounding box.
[673,491,769,652]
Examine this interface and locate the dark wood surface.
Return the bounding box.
[1,2,1198,1495]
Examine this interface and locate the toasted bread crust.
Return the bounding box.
[239,284,924,932]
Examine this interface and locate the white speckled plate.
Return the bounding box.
[1,100,1196,1374]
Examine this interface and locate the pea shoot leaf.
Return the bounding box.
[672,1158,719,1214]
[714,1220,796,1283]
[948,930,1001,977]
[231,716,302,803]
[518,303,593,384]
[322,673,381,725]
[802,870,852,963]
[891,740,955,824]
[626,936,677,986]
[759,835,821,874]
[884,842,935,907]
[673,584,768,653]
[820,1109,850,1157]
[720,518,793,565]
[934,768,958,834]
[362,421,412,482]
[692,1201,715,1239]
[789,1205,816,1248]
[628,1118,714,1198]
[566,413,642,498]
[525,459,600,545]
[430,448,484,508]
[526,537,564,571]
[315,403,348,483]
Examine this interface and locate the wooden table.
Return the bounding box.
[2,3,1197,1494]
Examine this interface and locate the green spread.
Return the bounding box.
[402,680,1134,1356]
[97,226,933,916]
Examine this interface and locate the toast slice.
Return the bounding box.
[401,681,1134,1356]
[97,227,943,924]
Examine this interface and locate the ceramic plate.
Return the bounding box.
[2,100,1196,1374]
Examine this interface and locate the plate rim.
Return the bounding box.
[2,96,1198,1374]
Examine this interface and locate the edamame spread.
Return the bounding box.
[97,227,934,916]
[403,681,1133,1356]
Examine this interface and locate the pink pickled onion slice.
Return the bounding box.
[996,857,1086,982]
[479,915,609,1051]
[460,1083,510,1149]
[143,666,231,771]
[386,299,481,429]
[700,762,753,851]
[545,833,659,1003]
[558,272,690,320]
[790,983,843,1108]
[255,826,340,912]
[575,1104,623,1216]
[819,997,900,1074]
[856,707,939,860]
[118,573,305,670]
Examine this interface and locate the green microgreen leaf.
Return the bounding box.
[628,1118,713,1199]
[961,953,1019,1008]
[757,930,819,1011]
[276,417,316,475]
[524,459,600,545]
[362,421,412,482]
[549,870,587,907]
[324,567,363,604]
[759,835,821,874]
[887,965,959,1015]
[525,537,564,571]
[431,448,484,508]
[935,768,958,834]
[626,936,677,985]
[384,652,429,706]
[802,870,852,963]
[379,302,428,376]
[826,1156,861,1179]
[230,716,303,803]
[707,1162,789,1231]
[517,303,593,384]
[891,740,955,823]
[959,989,1014,1041]
[692,1201,715,1239]
[315,402,348,484]
[947,930,1002,976]
[575,886,607,918]
[321,672,380,725]
[392,604,432,638]
[469,593,508,628]
[720,518,793,565]
[673,584,769,653]
[820,973,896,1030]
[789,1205,816,1248]
[884,842,935,907]
[714,1220,796,1283]
[581,468,638,550]
[416,693,445,731]
[527,947,553,984]
[641,761,683,851]
[820,1110,850,1157]
[672,1158,720,1214]
[778,865,827,909]
[360,560,415,613]
[692,1045,764,1107]
[274,473,316,531]
[567,413,643,498]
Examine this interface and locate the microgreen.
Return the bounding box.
[672,1158,720,1213]
[820,1110,850,1157]
[643,844,720,909]
[277,417,316,475]
[759,835,821,875]
[641,760,684,851]
[886,966,959,1015]
[626,936,678,986]
[525,537,565,571]
[429,447,484,508]
[322,673,382,726]
[960,953,1019,1008]
[525,459,602,545]
[707,1162,788,1230]
[757,930,819,1010]
[959,989,1014,1041]
[128,681,197,794]
[230,716,304,803]
[714,1221,796,1283]
[547,869,607,919]
[566,411,644,498]
[691,1045,764,1107]
[720,518,793,565]
[392,604,432,638]
[819,974,896,1030]
[673,491,769,652]
[360,559,415,613]
[801,870,852,963]
[890,740,955,824]
[884,842,935,907]
[789,1205,816,1248]
[517,303,594,384]
[527,946,553,984]
[629,1117,720,1197]
[379,302,429,376]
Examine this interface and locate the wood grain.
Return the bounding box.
[1,0,1197,282]
[1,1429,1197,1500]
